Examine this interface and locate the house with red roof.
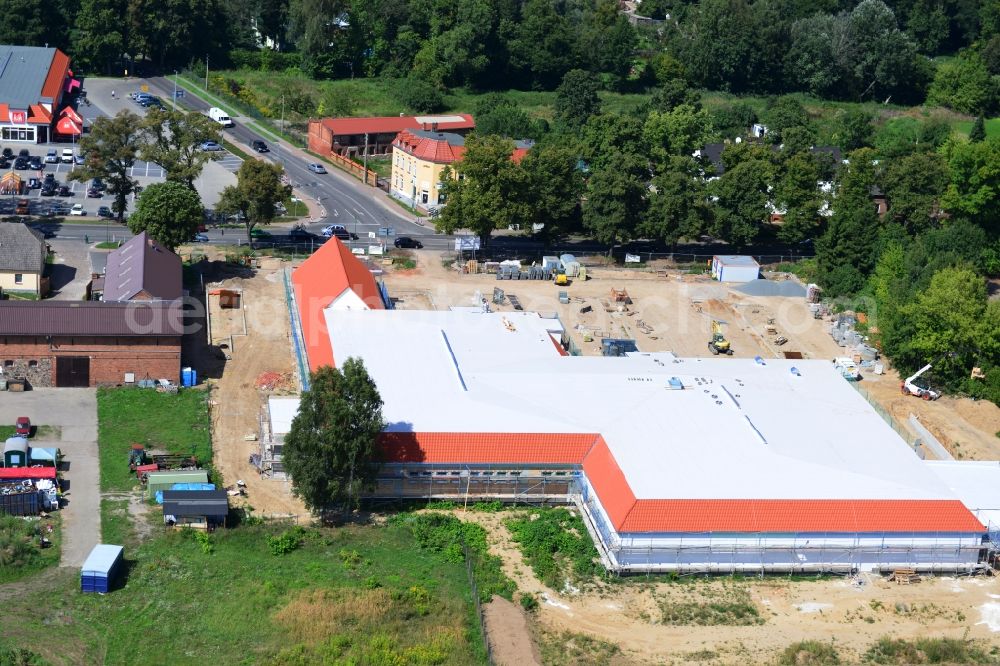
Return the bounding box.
[290,237,385,373]
[0,45,72,144]
[307,113,475,158]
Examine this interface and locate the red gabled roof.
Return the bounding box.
[379,432,599,464]
[0,466,56,480]
[0,104,52,125]
[292,238,384,371]
[393,129,465,164]
[41,49,70,100]
[582,436,636,529]
[320,114,475,136]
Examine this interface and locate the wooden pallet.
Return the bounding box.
[888,568,920,584]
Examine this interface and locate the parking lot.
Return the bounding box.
[0,77,241,218]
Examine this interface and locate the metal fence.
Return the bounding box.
[462,539,494,665]
[848,382,925,459]
[282,267,310,391]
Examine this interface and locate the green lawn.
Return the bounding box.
[0,515,61,585]
[0,424,58,440]
[100,499,139,550]
[953,117,1000,138]
[0,521,487,665]
[96,388,211,492]
[94,241,120,249]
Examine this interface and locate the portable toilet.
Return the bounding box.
[181,367,197,387]
[81,544,124,593]
[3,437,29,467]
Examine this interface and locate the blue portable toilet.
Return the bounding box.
[81,544,124,593]
[181,367,194,387]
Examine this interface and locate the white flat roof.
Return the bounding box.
[324,309,957,503]
[268,396,301,435]
[924,461,1000,529]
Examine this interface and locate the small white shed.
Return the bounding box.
[711,255,760,283]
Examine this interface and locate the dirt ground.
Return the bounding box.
[196,252,308,519]
[456,511,1000,665]
[483,595,543,666]
[383,252,1000,461]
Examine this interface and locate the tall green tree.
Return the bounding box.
[941,136,1000,235]
[582,154,648,249]
[507,0,576,89]
[283,360,385,514]
[520,144,583,241]
[643,105,714,163]
[474,94,539,139]
[927,51,997,114]
[837,108,875,151]
[883,152,949,232]
[709,150,774,247]
[127,182,204,251]
[580,113,645,171]
[554,69,601,130]
[140,109,222,189]
[773,152,823,243]
[969,116,986,143]
[642,157,712,244]
[216,159,292,245]
[69,111,144,224]
[0,0,71,50]
[435,135,530,247]
[815,149,881,296]
[72,0,128,74]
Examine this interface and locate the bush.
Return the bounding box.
[267,527,306,556]
[0,646,49,666]
[505,508,602,589]
[398,77,444,113]
[519,593,539,612]
[864,636,995,664]
[778,640,840,665]
[228,49,303,72]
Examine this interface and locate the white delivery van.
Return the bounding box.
[208,107,234,128]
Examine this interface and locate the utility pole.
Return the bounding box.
[281,95,285,135]
[205,54,209,91]
[172,71,178,111]
[363,132,369,186]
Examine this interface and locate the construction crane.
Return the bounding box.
[708,319,733,356]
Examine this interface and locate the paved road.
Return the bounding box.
[0,389,100,567]
[144,77,444,243]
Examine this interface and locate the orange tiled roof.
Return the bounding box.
[320,114,475,136]
[0,104,52,125]
[292,238,384,371]
[379,432,600,464]
[619,499,985,533]
[41,49,70,100]
[582,436,636,528]
[393,129,465,164]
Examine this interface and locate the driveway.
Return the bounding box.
[0,388,99,567]
[47,239,92,301]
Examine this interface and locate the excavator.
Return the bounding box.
[708,320,733,355]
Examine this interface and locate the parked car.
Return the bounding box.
[321,224,351,241]
[40,185,56,197]
[97,206,113,218]
[15,417,30,437]
[251,140,269,153]
[142,97,164,109]
[2,148,12,159]
[15,199,30,215]
[52,204,71,215]
[57,185,71,197]
[74,153,85,165]
[28,157,43,170]
[61,149,74,163]
[307,163,327,174]
[200,141,222,152]
[70,204,85,216]
[193,233,209,242]
[45,149,58,163]
[0,158,10,169]
[13,157,29,170]
[43,173,55,183]
[86,188,102,198]
[17,149,29,158]
[133,93,153,104]
[90,178,106,191]
[394,236,423,249]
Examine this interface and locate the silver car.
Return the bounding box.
[307,163,327,174]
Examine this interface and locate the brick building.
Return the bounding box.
[308,114,475,158]
[0,301,183,387]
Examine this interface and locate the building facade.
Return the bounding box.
[0,224,47,297]
[389,130,465,207]
[308,114,475,158]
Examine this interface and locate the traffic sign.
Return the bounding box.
[377,227,394,237]
[140,84,149,92]
[368,231,376,239]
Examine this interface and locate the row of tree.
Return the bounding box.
[73,109,290,249]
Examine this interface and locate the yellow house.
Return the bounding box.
[0,223,46,297]
[389,129,466,208]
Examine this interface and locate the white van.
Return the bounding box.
[208,107,234,128]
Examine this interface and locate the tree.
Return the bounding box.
[72,0,127,74]
[642,157,712,244]
[520,144,583,240]
[970,116,986,142]
[127,182,204,250]
[580,113,645,171]
[287,0,351,78]
[0,0,70,50]
[582,154,648,249]
[883,152,949,232]
[473,94,537,139]
[941,136,1000,235]
[711,103,757,140]
[773,152,823,243]
[837,109,874,150]
[763,96,810,144]
[650,78,702,113]
[815,149,881,296]
[69,111,143,224]
[709,148,774,247]
[398,76,444,113]
[435,135,530,247]
[283,360,385,514]
[927,51,996,114]
[216,159,292,245]
[507,0,576,89]
[554,69,601,130]
[643,105,714,164]
[140,110,222,189]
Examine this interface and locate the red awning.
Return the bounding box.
[0,467,56,480]
[65,78,81,94]
[55,116,82,136]
[59,106,82,124]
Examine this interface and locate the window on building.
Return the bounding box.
[28,360,37,367]
[3,360,12,367]
[13,274,22,285]
[420,191,428,204]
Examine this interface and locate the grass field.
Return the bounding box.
[0,515,61,585]
[0,521,487,665]
[96,388,211,491]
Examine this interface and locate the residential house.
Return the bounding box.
[100,231,182,302]
[0,223,47,297]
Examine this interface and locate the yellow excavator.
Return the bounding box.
[708,320,733,355]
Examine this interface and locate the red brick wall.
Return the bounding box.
[0,336,181,387]
[308,120,333,157]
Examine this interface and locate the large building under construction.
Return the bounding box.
[285,240,999,575]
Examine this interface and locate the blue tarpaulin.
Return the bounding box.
[155,483,216,504]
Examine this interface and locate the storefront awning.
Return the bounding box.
[56,116,82,136]
[65,78,81,94]
[59,106,82,125]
